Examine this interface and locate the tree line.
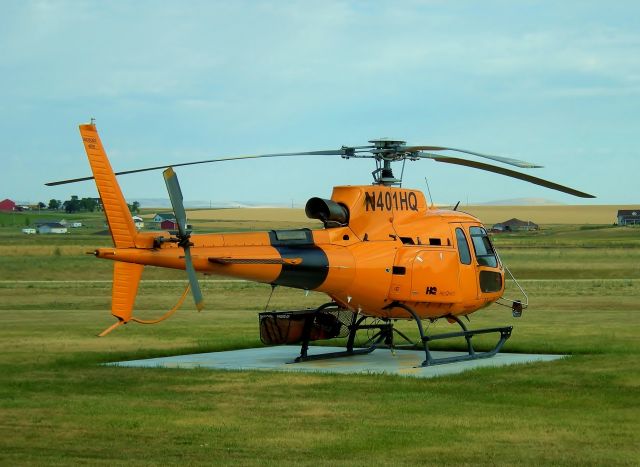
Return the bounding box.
[44,197,140,213]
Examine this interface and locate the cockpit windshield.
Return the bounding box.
[469,226,498,267]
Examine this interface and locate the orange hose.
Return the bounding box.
[131,284,191,325]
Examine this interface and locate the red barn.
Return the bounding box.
[0,199,16,212]
[160,219,179,230]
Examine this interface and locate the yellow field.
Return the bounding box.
[179,204,637,226]
[185,208,312,222]
[141,207,320,232]
[462,204,637,225]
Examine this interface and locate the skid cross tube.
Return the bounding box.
[384,302,513,367]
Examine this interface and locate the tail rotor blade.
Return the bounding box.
[184,246,204,311]
[163,167,188,237]
[162,167,204,310]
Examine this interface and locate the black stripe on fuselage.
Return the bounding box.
[269,230,329,290]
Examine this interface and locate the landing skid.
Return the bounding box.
[294,303,399,363]
[290,302,513,367]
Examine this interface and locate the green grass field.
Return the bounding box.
[0,210,639,465]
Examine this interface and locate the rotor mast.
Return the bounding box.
[369,138,407,186]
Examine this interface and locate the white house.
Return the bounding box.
[132,216,144,229]
[617,210,640,226]
[35,219,68,228]
[491,218,539,232]
[37,223,68,234]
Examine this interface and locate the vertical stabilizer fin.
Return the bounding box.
[79,123,137,248]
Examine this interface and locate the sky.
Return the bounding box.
[1,0,639,207]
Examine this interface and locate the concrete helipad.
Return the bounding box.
[108,346,565,378]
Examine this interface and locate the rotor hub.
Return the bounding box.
[368,138,407,160]
[368,138,406,148]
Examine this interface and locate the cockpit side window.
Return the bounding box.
[469,226,498,267]
[455,228,472,265]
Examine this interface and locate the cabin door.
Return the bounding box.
[451,224,478,301]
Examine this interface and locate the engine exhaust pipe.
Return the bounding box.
[305,197,349,227]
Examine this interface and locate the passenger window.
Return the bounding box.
[455,228,471,265]
[469,226,498,267]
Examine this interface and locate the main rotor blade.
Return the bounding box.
[163,167,188,237]
[183,246,204,311]
[419,154,595,198]
[402,146,542,169]
[45,149,348,186]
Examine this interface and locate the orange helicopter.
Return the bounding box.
[47,123,594,366]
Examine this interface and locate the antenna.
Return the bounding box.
[424,177,434,208]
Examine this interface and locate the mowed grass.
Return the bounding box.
[0,210,639,465]
[1,282,638,465]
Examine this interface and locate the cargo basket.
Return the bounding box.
[259,308,353,345]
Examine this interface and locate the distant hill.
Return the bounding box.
[132,198,293,209]
[135,197,564,209]
[473,197,564,206]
